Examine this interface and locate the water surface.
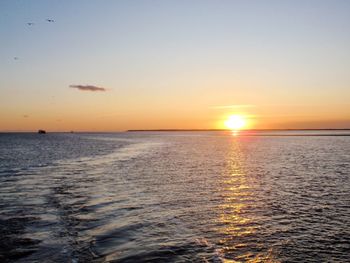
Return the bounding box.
[1,131,350,262]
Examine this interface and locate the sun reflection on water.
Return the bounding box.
[217,139,280,263]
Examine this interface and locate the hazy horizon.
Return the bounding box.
[2,128,350,133]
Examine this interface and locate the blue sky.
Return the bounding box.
[1,0,350,130]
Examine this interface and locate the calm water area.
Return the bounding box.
[1,131,349,262]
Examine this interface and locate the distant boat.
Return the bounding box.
[38,130,46,134]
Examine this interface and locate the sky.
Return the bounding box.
[1,0,350,131]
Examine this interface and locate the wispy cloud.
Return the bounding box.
[210,104,256,109]
[69,84,106,92]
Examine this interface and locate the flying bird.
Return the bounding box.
[14,57,19,60]
[46,19,55,22]
[27,22,34,26]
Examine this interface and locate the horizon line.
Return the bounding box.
[2,128,350,133]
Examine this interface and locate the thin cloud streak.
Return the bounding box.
[69,85,106,92]
[210,104,256,109]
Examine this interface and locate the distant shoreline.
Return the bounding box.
[1,128,350,133]
[127,129,350,132]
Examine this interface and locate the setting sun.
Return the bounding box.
[224,115,247,130]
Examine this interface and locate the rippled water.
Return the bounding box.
[1,131,350,262]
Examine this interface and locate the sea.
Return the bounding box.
[0,131,349,263]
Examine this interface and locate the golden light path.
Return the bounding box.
[218,139,279,262]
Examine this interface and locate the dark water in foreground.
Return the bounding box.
[1,131,350,262]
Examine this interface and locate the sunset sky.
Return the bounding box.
[1,0,350,131]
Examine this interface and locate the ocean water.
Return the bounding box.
[0,131,350,262]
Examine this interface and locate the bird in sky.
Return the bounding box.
[27,22,34,26]
[46,19,55,22]
[14,57,19,60]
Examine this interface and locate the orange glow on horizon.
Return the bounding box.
[224,115,248,130]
